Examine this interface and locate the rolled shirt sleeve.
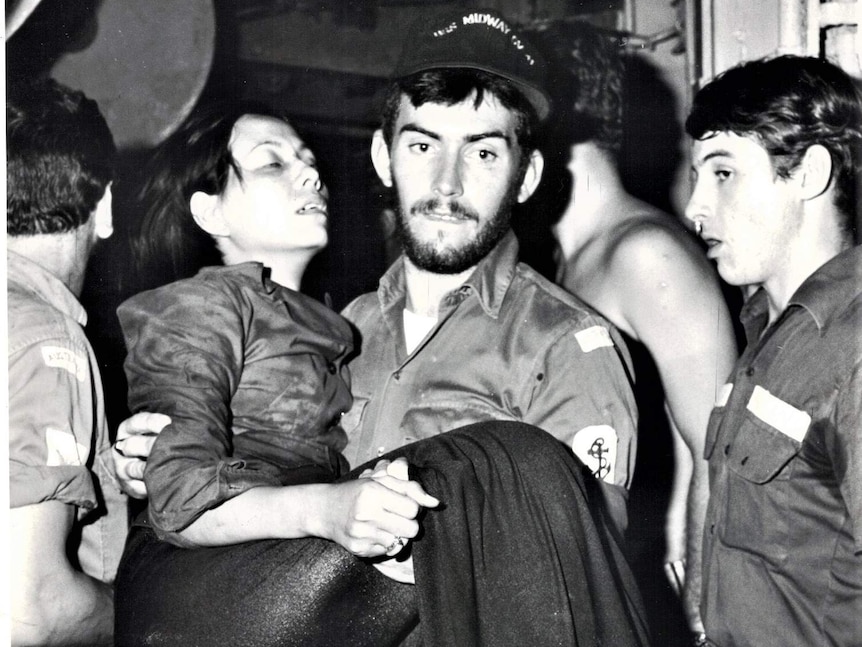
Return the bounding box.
[119,267,353,543]
[119,282,288,539]
[9,336,99,510]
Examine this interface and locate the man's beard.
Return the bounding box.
[393,181,518,275]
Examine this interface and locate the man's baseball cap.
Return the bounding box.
[393,8,551,121]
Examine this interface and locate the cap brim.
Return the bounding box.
[395,61,551,121]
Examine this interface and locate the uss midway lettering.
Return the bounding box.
[431,13,536,66]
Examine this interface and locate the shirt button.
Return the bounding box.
[724,444,731,455]
[745,366,755,377]
[327,362,337,374]
[393,370,401,381]
[377,446,386,456]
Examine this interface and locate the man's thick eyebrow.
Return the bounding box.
[399,124,512,147]
[691,149,735,171]
[466,130,512,147]
[399,124,440,140]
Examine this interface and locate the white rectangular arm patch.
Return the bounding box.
[41,345,87,382]
[746,385,811,442]
[575,326,614,353]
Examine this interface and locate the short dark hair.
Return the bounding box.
[380,68,540,156]
[6,78,116,236]
[686,55,862,226]
[133,100,285,289]
[533,21,624,154]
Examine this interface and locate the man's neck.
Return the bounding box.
[760,193,853,323]
[552,142,627,258]
[7,229,93,297]
[403,258,475,318]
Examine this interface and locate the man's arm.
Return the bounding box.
[528,315,639,537]
[605,224,738,632]
[10,501,113,646]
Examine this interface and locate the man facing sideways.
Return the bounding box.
[685,55,862,646]
[8,78,127,645]
[532,21,738,641]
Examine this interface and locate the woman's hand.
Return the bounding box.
[314,458,438,560]
[362,458,428,585]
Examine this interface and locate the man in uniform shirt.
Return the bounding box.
[685,55,862,646]
[8,78,127,645]
[341,7,638,537]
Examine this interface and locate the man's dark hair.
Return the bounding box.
[533,21,624,154]
[380,68,540,158]
[686,55,862,227]
[7,77,116,236]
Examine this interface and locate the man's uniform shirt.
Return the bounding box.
[341,232,638,533]
[8,251,127,582]
[702,245,862,646]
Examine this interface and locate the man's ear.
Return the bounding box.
[93,184,114,240]
[798,144,832,201]
[371,129,393,188]
[517,149,544,203]
[190,191,229,237]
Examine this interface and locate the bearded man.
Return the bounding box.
[341,8,637,537]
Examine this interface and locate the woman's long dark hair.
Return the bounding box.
[131,100,285,291]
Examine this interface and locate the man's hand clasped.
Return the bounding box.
[112,412,171,499]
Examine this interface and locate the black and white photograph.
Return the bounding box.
[5,1,861,645]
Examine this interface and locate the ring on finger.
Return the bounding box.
[385,536,405,553]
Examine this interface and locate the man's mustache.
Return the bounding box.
[410,198,479,222]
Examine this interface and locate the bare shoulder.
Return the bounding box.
[603,210,716,291]
[598,209,730,339]
[608,210,709,272]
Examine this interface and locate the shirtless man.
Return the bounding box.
[535,22,738,640]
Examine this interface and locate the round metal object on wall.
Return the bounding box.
[5,0,45,37]
[50,0,216,149]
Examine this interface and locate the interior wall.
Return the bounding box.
[629,0,691,216]
[624,0,692,217]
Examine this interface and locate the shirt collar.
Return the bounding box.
[461,230,519,318]
[7,250,87,326]
[199,262,278,294]
[740,245,862,339]
[739,288,770,343]
[377,230,520,319]
[788,245,862,332]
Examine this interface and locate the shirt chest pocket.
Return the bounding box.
[726,385,811,483]
[718,407,808,561]
[725,412,802,483]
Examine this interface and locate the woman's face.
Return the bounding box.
[216,114,329,256]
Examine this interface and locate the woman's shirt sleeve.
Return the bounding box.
[118,279,290,543]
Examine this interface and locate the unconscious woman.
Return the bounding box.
[113,102,650,647]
